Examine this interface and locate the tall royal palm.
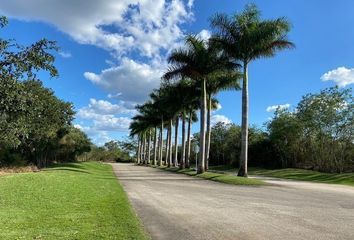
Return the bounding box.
[211,4,294,177]
[164,36,237,173]
[205,72,241,170]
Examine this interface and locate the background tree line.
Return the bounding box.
[79,140,135,163]
[0,16,91,167]
[206,86,353,173]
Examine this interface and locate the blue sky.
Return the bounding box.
[1,0,353,145]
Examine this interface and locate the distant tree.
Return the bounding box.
[58,127,91,162]
[267,87,354,172]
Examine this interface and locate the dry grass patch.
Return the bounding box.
[0,165,39,176]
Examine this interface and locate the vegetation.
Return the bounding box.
[129,4,352,176]
[0,162,148,239]
[208,166,354,187]
[126,3,352,175]
[129,4,298,177]
[79,140,135,162]
[211,4,294,176]
[267,87,353,172]
[203,87,353,173]
[0,16,91,167]
[250,168,354,187]
[163,36,239,173]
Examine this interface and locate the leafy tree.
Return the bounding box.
[0,16,89,167]
[296,87,353,172]
[58,127,91,162]
[267,87,353,172]
[0,16,59,150]
[267,109,302,168]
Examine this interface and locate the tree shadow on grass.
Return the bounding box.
[47,168,91,174]
[45,162,93,174]
[251,168,354,186]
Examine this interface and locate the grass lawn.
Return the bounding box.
[208,165,354,187]
[0,162,149,240]
[154,166,265,186]
[249,168,354,187]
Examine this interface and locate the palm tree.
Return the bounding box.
[168,119,173,166]
[205,74,241,170]
[173,115,179,167]
[186,110,198,168]
[164,36,237,173]
[205,97,219,170]
[147,128,151,164]
[130,101,162,165]
[129,120,146,164]
[165,123,170,166]
[153,126,158,165]
[211,4,294,176]
[136,134,141,164]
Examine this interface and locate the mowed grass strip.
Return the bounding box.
[249,168,354,187]
[208,165,354,187]
[153,166,265,186]
[0,162,149,240]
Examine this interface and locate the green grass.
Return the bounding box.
[0,162,149,240]
[209,165,354,187]
[154,166,265,186]
[249,168,354,187]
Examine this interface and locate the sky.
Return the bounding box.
[0,0,353,145]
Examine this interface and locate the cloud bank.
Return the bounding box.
[266,104,290,112]
[321,67,354,87]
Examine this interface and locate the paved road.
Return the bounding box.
[112,163,354,240]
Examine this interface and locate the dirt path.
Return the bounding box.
[112,163,354,240]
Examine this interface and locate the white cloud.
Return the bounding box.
[187,0,194,9]
[107,93,122,99]
[76,98,133,144]
[211,114,232,126]
[266,104,290,112]
[85,98,135,115]
[84,57,163,103]
[197,29,211,41]
[74,124,112,146]
[0,1,198,105]
[58,50,72,58]
[321,67,354,87]
[0,0,193,58]
[94,115,132,131]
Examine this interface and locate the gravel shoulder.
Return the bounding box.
[112,163,354,240]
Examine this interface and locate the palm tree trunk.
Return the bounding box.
[205,94,212,171]
[137,136,141,164]
[180,112,186,169]
[153,126,157,165]
[186,110,192,168]
[169,119,173,167]
[142,133,146,164]
[140,134,144,164]
[159,118,164,166]
[238,62,249,177]
[174,116,179,167]
[165,125,169,166]
[198,79,207,174]
[147,128,151,165]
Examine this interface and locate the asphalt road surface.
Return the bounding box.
[112,163,354,240]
